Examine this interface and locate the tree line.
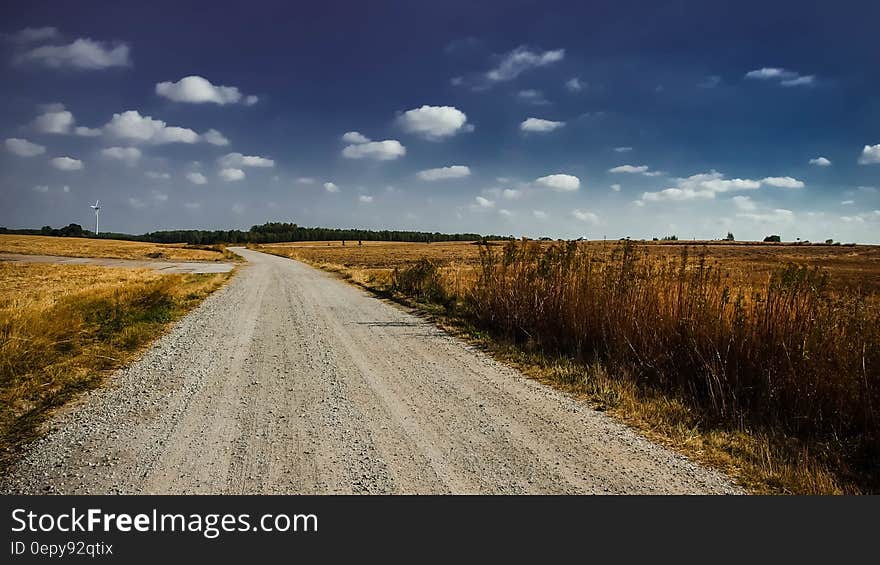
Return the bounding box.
[0,222,510,245]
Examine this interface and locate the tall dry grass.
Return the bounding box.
[459,240,878,491]
[0,263,228,468]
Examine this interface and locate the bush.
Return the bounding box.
[764,235,782,242]
[390,258,447,303]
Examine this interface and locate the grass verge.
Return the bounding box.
[0,262,230,472]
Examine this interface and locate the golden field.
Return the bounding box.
[259,239,880,494]
[0,262,229,469]
[0,234,236,262]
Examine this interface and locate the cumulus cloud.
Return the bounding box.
[534,174,580,192]
[50,156,83,171]
[572,209,599,224]
[532,210,548,219]
[74,126,101,137]
[358,195,374,203]
[103,110,199,144]
[416,165,471,181]
[565,77,585,92]
[638,171,804,204]
[323,182,340,193]
[744,67,815,87]
[809,156,831,166]
[5,27,60,43]
[342,139,406,160]
[611,183,621,192]
[614,146,633,153]
[858,144,880,165]
[218,152,274,168]
[202,129,230,146]
[485,46,564,82]
[146,171,171,180]
[155,75,256,105]
[609,164,648,174]
[502,188,522,199]
[219,168,245,181]
[475,196,494,208]
[186,172,207,185]
[32,106,74,133]
[520,117,565,132]
[341,131,370,144]
[498,209,513,218]
[397,105,470,140]
[100,146,141,165]
[15,38,131,70]
[762,176,804,189]
[5,137,45,157]
[731,195,757,211]
[296,177,316,184]
[516,89,550,105]
[738,209,795,223]
[32,184,49,193]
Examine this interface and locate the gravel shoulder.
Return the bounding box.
[0,252,234,274]
[1,247,740,494]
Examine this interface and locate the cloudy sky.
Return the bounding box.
[1,0,879,242]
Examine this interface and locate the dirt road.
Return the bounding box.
[1,248,739,494]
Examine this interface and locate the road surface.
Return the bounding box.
[1,247,739,494]
[0,252,234,274]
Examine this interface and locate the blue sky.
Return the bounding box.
[1,0,879,242]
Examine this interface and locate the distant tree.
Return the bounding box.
[661,235,678,241]
[725,232,735,241]
[763,234,781,242]
[825,239,834,244]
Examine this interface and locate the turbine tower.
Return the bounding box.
[90,200,101,235]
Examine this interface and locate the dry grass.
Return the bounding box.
[0,262,229,469]
[0,234,236,262]
[259,239,880,494]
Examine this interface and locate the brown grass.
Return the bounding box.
[0,262,229,469]
[0,234,237,262]
[258,239,880,494]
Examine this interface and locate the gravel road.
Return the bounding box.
[1,248,740,494]
[0,252,234,273]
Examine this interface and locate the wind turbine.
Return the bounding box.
[90,200,101,235]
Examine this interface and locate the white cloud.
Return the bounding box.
[74,126,101,137]
[218,152,274,168]
[416,165,471,181]
[155,75,255,105]
[502,188,521,199]
[341,131,370,144]
[202,129,230,146]
[296,177,316,184]
[186,172,207,185]
[231,203,245,214]
[33,107,74,133]
[475,196,495,208]
[744,67,814,87]
[520,117,565,132]
[609,164,648,174]
[152,190,168,202]
[100,146,141,165]
[498,208,513,218]
[358,195,374,203]
[572,209,599,224]
[103,110,199,144]
[323,182,339,193]
[244,95,259,106]
[841,200,854,205]
[128,197,147,209]
[532,210,548,219]
[762,176,804,189]
[639,171,767,203]
[565,77,585,92]
[731,195,757,211]
[5,27,60,43]
[535,174,580,192]
[15,38,131,70]
[184,202,201,210]
[614,146,633,153]
[738,209,795,223]
[698,75,722,88]
[858,144,880,165]
[397,105,470,140]
[146,171,170,180]
[516,89,550,105]
[49,156,83,171]
[809,156,831,167]
[219,168,245,182]
[32,184,49,193]
[485,46,564,82]
[5,137,45,157]
[342,139,406,160]
[611,183,621,192]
